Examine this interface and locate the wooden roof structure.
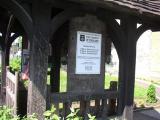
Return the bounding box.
[68,0,160,19]
[19,0,160,18]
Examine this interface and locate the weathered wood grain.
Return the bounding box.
[68,0,160,19]
[6,68,19,115]
[51,91,118,103]
[27,1,51,119]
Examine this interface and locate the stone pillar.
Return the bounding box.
[27,1,51,119]
[68,14,106,93]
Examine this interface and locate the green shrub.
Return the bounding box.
[21,80,29,89]
[0,106,37,120]
[146,84,157,103]
[10,57,21,72]
[43,105,60,120]
[0,105,97,120]
[0,106,13,120]
[0,106,21,120]
[22,113,38,120]
[88,114,96,120]
[66,108,83,120]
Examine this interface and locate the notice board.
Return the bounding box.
[76,31,102,74]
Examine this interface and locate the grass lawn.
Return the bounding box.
[105,74,147,99]
[60,70,67,92]
[105,73,117,89]
[134,83,147,99]
[48,70,147,100]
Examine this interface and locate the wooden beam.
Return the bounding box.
[0,36,5,100]
[0,15,14,100]
[136,24,149,41]
[19,0,160,21]
[51,91,118,103]
[46,0,81,9]
[5,15,15,69]
[0,0,33,39]
[106,18,124,59]
[68,0,160,20]
[50,43,61,93]
[97,7,160,29]
[50,22,69,93]
[118,16,137,120]
[5,33,20,66]
[27,1,51,119]
[50,8,84,38]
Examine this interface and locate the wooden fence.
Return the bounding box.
[6,67,19,115]
[47,81,118,119]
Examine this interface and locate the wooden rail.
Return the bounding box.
[51,91,118,103]
[6,67,19,115]
[48,81,118,119]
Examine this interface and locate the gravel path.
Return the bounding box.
[134,112,160,120]
[134,108,160,120]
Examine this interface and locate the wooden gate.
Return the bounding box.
[6,67,19,115]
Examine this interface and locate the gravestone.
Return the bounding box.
[67,14,106,93]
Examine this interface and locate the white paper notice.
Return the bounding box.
[76,31,102,74]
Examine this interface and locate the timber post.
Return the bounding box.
[118,16,137,120]
[50,40,61,93]
[27,1,51,119]
[1,44,6,101]
[108,81,117,115]
[0,15,18,101]
[1,31,8,102]
[50,23,69,93]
